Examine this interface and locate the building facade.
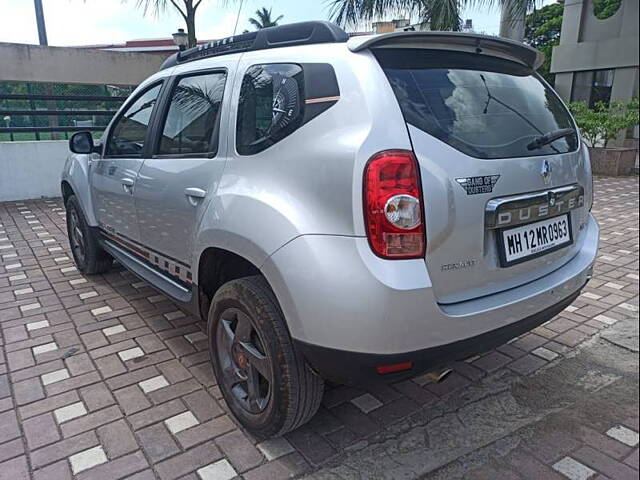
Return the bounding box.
[551,0,638,110]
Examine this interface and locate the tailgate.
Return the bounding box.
[372,45,590,304]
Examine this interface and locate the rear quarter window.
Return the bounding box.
[375,50,578,159]
[236,63,340,156]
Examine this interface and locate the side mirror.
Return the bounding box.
[69,131,97,154]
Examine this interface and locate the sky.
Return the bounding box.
[0,0,552,47]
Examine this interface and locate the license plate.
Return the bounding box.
[498,214,573,267]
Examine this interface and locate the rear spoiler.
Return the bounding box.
[348,32,543,71]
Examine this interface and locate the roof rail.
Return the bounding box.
[160,21,349,70]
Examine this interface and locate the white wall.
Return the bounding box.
[0,42,166,85]
[0,141,68,201]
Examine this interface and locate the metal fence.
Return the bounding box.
[0,81,135,141]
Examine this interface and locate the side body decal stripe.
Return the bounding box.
[99,229,194,286]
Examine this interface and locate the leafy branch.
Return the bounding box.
[569,98,639,148]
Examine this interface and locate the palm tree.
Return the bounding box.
[326,0,540,41]
[249,7,284,30]
[130,0,208,48]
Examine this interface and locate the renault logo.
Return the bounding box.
[541,159,552,184]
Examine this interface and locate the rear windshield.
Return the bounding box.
[375,49,578,159]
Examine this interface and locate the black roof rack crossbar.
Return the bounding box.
[160,21,348,70]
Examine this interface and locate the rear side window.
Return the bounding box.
[157,71,227,156]
[376,50,578,159]
[236,63,340,156]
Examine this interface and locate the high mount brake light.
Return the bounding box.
[363,150,425,259]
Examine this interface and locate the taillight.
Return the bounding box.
[363,150,425,259]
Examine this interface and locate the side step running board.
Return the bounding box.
[101,239,192,304]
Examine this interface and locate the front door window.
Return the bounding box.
[105,83,162,157]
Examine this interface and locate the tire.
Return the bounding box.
[65,195,112,275]
[208,275,324,438]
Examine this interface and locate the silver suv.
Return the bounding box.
[62,22,599,437]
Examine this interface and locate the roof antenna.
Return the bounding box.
[233,0,244,36]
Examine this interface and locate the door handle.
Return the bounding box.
[121,177,134,194]
[184,187,206,206]
[185,188,206,198]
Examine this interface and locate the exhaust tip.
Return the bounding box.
[424,367,452,383]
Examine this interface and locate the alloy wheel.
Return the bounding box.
[216,308,272,414]
[68,207,86,265]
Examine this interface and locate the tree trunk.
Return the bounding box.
[499,0,526,42]
[186,4,197,48]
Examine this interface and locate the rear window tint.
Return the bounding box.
[236,63,340,156]
[375,50,578,159]
[236,64,304,156]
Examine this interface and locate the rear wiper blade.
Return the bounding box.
[527,128,576,151]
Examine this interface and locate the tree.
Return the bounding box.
[524,1,563,85]
[569,99,639,148]
[593,0,622,20]
[326,0,542,41]
[249,7,284,30]
[131,0,207,48]
[327,0,460,31]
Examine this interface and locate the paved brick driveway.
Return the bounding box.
[0,176,638,480]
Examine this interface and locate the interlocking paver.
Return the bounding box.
[183,390,224,421]
[572,445,638,480]
[257,437,296,461]
[196,459,237,480]
[32,459,72,480]
[0,439,24,464]
[25,319,48,330]
[102,325,126,336]
[175,415,235,449]
[607,425,640,447]
[0,411,20,444]
[578,427,629,461]
[128,398,186,430]
[54,401,87,423]
[117,346,145,361]
[29,430,98,469]
[0,179,637,479]
[22,412,59,450]
[624,449,639,469]
[243,452,309,480]
[165,411,200,435]
[154,442,222,480]
[96,419,138,458]
[41,368,69,385]
[0,456,29,480]
[19,390,79,419]
[75,451,148,480]
[350,393,383,414]
[138,374,169,393]
[69,445,108,474]
[216,430,264,473]
[32,341,57,355]
[553,457,596,480]
[138,422,181,462]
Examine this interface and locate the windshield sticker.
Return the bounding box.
[456,175,500,195]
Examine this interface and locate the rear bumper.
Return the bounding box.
[295,286,581,384]
[263,214,598,357]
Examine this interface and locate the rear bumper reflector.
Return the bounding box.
[376,361,413,375]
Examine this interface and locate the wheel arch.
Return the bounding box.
[61,153,98,226]
[61,180,74,204]
[196,246,263,319]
